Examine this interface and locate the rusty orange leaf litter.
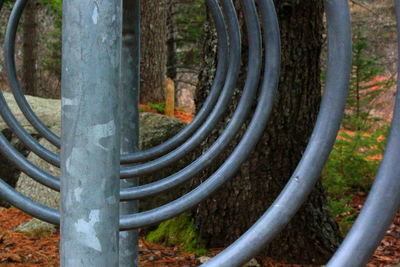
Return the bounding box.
[139,105,194,124]
[0,199,398,266]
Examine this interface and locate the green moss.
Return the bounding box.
[147,102,166,114]
[146,213,208,255]
[20,228,54,239]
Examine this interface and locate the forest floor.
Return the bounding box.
[0,193,398,267]
[1,102,398,266]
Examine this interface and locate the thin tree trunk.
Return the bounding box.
[22,0,38,96]
[166,0,177,81]
[189,0,342,264]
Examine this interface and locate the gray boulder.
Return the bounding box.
[15,218,57,235]
[15,126,60,209]
[139,112,187,150]
[0,92,60,207]
[243,258,261,267]
[4,92,188,211]
[138,113,190,211]
[0,92,61,134]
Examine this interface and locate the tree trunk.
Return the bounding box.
[22,0,38,96]
[189,0,342,264]
[140,0,167,104]
[166,0,178,81]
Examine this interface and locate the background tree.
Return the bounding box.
[344,31,392,131]
[166,0,178,81]
[22,0,38,96]
[165,0,206,112]
[187,0,342,264]
[140,0,167,104]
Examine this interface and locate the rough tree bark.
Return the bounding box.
[188,0,342,264]
[22,0,38,96]
[140,0,167,104]
[166,0,178,80]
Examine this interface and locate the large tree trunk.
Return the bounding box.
[22,0,38,96]
[189,0,342,264]
[140,0,167,104]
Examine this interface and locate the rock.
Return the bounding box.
[0,92,61,134]
[243,258,260,267]
[198,256,211,264]
[15,126,60,209]
[6,92,188,211]
[0,93,60,207]
[137,113,188,212]
[15,218,57,234]
[139,112,186,150]
[0,129,34,207]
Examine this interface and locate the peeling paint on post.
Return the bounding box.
[119,0,140,266]
[60,1,122,266]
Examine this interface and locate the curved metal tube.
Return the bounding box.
[4,0,232,165]
[111,0,243,177]
[326,1,400,265]
[4,0,59,147]
[0,92,60,167]
[0,0,276,229]
[0,0,241,198]
[1,0,399,266]
[120,0,261,199]
[2,0,243,180]
[0,180,59,224]
[118,0,279,229]
[0,128,59,190]
[203,0,351,266]
[0,92,60,165]
[1,0,238,175]
[119,0,261,178]
[0,0,241,192]
[120,0,228,163]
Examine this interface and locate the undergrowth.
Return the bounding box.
[146,213,208,256]
[146,102,166,114]
[322,31,391,235]
[322,128,388,234]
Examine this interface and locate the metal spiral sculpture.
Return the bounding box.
[0,0,398,266]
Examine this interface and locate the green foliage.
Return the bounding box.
[323,129,387,196]
[171,1,206,69]
[147,102,166,114]
[323,128,388,234]
[322,31,391,234]
[19,228,54,239]
[146,213,208,255]
[3,1,14,8]
[326,196,356,234]
[40,0,62,11]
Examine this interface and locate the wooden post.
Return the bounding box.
[165,77,175,117]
